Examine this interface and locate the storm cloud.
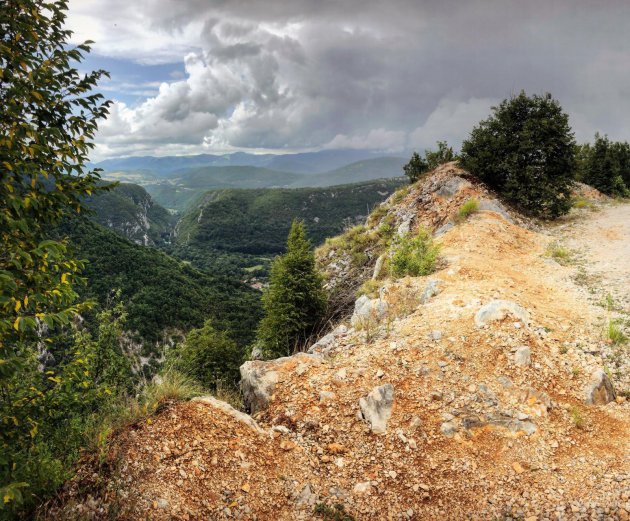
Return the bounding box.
[67,0,630,159]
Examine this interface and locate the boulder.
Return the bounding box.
[351,295,388,328]
[193,396,264,434]
[307,324,348,354]
[475,299,530,327]
[359,384,395,434]
[420,279,441,304]
[240,353,320,413]
[436,176,471,198]
[434,221,454,237]
[584,369,616,405]
[514,346,531,367]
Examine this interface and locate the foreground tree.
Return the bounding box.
[0,0,110,511]
[460,92,576,218]
[256,220,327,358]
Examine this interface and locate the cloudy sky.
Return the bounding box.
[67,0,630,160]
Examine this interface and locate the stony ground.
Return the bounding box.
[49,168,630,520]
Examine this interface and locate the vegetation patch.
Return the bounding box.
[545,242,573,265]
[457,198,480,220]
[390,229,439,278]
[607,319,628,346]
[314,502,355,521]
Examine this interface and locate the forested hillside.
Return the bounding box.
[170,178,404,276]
[112,157,407,210]
[57,218,261,373]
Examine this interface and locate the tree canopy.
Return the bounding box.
[460,92,576,218]
[0,0,111,512]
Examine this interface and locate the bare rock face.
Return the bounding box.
[584,369,616,405]
[479,198,514,223]
[475,299,530,327]
[435,176,471,198]
[351,295,388,328]
[240,353,321,414]
[359,384,395,434]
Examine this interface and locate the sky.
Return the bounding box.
[66,0,630,161]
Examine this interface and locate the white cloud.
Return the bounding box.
[409,97,496,151]
[67,0,630,159]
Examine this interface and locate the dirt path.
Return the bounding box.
[556,202,630,312]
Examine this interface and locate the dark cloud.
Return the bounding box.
[68,0,630,158]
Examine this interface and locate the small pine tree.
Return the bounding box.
[460,91,576,218]
[256,220,327,358]
[403,151,429,183]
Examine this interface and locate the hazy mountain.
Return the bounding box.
[140,157,406,210]
[94,149,406,176]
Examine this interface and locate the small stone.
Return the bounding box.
[440,421,458,437]
[512,462,525,474]
[156,498,169,509]
[429,330,442,341]
[319,391,336,403]
[353,482,371,495]
[514,346,531,367]
[376,369,385,378]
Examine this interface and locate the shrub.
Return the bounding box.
[166,320,244,390]
[545,242,572,265]
[607,319,628,345]
[460,91,576,218]
[569,405,585,429]
[390,229,439,278]
[314,503,355,521]
[457,198,480,220]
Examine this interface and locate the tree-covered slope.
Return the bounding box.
[170,179,404,275]
[59,219,262,350]
[140,158,407,211]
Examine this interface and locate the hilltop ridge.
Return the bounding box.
[48,165,630,520]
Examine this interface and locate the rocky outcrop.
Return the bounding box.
[240,353,322,414]
[358,384,395,434]
[514,345,531,366]
[351,294,388,328]
[475,299,530,327]
[584,369,616,405]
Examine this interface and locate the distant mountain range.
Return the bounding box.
[93,149,404,175]
[93,150,408,211]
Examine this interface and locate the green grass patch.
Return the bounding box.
[457,198,480,220]
[607,319,628,345]
[545,242,573,265]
